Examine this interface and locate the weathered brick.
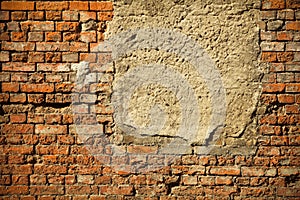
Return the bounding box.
[209,166,240,176]
[70,1,89,10]
[286,21,300,30]
[36,2,69,11]
[90,2,114,11]
[20,83,54,93]
[1,1,34,10]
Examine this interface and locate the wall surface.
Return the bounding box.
[0,0,299,199]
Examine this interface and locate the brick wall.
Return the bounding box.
[0,0,299,199]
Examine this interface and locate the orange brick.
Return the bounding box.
[90,2,113,11]
[262,0,285,10]
[1,1,34,10]
[70,1,89,10]
[286,21,300,30]
[36,2,69,11]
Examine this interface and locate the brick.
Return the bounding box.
[7,21,20,31]
[277,9,295,20]
[271,136,289,145]
[63,11,79,21]
[182,175,197,185]
[0,11,9,21]
[70,42,88,52]
[287,0,300,9]
[98,12,114,21]
[90,2,114,11]
[46,32,61,42]
[45,52,62,63]
[80,11,97,22]
[28,94,44,104]
[80,32,97,43]
[277,187,300,197]
[37,63,70,72]
[11,32,27,42]
[62,52,79,62]
[209,166,240,176]
[21,21,55,32]
[2,82,19,92]
[46,11,62,21]
[261,52,277,62]
[286,42,300,51]
[261,42,285,51]
[260,31,276,41]
[277,31,293,41]
[262,83,285,93]
[10,93,26,103]
[2,124,34,134]
[0,32,10,41]
[36,42,70,52]
[286,21,300,30]
[20,83,54,93]
[278,94,295,103]
[0,51,9,62]
[56,22,79,32]
[127,145,158,154]
[12,175,29,185]
[70,1,89,10]
[11,12,27,21]
[30,185,64,195]
[2,42,35,51]
[36,2,69,10]
[28,11,44,20]
[28,32,44,42]
[257,147,280,156]
[286,83,300,92]
[286,105,300,113]
[276,73,294,82]
[0,93,9,103]
[262,0,285,10]
[1,1,34,10]
[35,125,67,134]
[267,20,284,31]
[11,53,28,62]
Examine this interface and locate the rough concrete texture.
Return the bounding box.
[104,0,264,153]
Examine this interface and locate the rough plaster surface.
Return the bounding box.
[105,0,263,153]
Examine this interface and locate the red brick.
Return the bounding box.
[2,42,35,51]
[62,11,79,21]
[0,32,10,41]
[209,166,240,176]
[0,93,9,103]
[1,1,34,10]
[11,32,27,42]
[90,2,114,11]
[36,2,69,11]
[70,1,89,10]
[286,83,300,92]
[2,124,34,134]
[46,11,62,21]
[3,63,35,72]
[98,12,114,21]
[70,42,88,52]
[12,175,29,185]
[262,0,285,10]
[286,105,300,113]
[30,185,64,195]
[10,93,26,103]
[2,186,29,195]
[0,11,9,21]
[261,52,277,62]
[286,21,300,30]
[277,52,294,62]
[11,12,27,21]
[56,22,79,32]
[257,147,280,156]
[278,94,295,103]
[28,11,44,20]
[277,31,293,40]
[46,32,61,42]
[5,145,33,155]
[35,125,67,134]
[287,0,300,9]
[262,83,285,93]
[20,83,54,93]
[2,82,19,92]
